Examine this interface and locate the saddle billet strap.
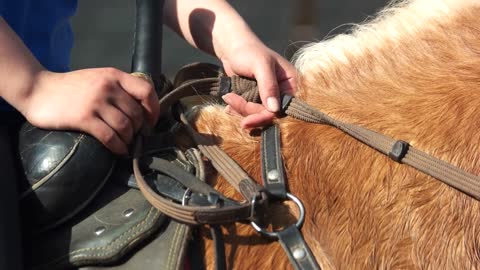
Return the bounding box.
[261,125,287,199]
[284,96,480,200]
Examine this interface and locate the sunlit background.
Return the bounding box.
[71,0,389,78]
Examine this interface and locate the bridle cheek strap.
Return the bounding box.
[278,226,321,270]
[260,125,321,270]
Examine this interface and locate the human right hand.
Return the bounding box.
[18,68,159,154]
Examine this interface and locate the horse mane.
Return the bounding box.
[189,0,480,268]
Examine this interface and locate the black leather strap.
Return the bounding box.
[261,125,287,199]
[260,125,322,269]
[277,226,321,270]
[148,157,235,204]
[210,225,227,270]
[151,173,242,208]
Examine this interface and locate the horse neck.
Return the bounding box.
[287,0,480,177]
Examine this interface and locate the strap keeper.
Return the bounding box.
[280,95,293,115]
[219,76,232,97]
[389,140,410,162]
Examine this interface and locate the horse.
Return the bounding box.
[182,0,480,268]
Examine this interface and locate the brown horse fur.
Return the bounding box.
[181,0,480,269]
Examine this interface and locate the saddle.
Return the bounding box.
[19,63,223,270]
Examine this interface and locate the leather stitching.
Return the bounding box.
[166,222,187,270]
[73,208,160,257]
[274,126,284,185]
[34,207,161,269]
[262,128,268,184]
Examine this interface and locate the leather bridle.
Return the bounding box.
[132,64,479,270]
[133,66,322,269]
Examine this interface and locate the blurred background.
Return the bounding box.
[71,0,390,78]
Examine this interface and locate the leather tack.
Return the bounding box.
[26,180,166,270]
[18,122,115,232]
[261,125,287,199]
[219,76,232,97]
[277,226,321,270]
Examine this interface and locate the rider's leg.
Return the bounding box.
[0,126,24,270]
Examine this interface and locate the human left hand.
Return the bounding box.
[219,41,297,128]
[162,0,296,128]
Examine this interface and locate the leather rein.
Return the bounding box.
[132,67,480,270]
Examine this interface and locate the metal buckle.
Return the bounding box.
[250,192,305,239]
[248,191,268,221]
[182,188,192,206]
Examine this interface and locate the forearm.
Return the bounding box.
[0,17,45,114]
[163,0,261,60]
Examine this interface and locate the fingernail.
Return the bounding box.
[266,97,279,112]
[221,93,231,103]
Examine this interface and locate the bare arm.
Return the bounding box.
[0,17,159,154]
[163,0,297,127]
[163,0,256,59]
[0,17,44,114]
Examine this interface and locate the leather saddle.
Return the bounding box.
[18,63,223,270]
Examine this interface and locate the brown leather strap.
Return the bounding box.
[158,75,259,116]
[133,136,260,225]
[178,112,265,200]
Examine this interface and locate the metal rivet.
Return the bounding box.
[94,226,106,236]
[123,208,135,218]
[293,248,306,260]
[267,169,279,181]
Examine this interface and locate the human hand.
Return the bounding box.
[219,40,297,128]
[19,68,159,154]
